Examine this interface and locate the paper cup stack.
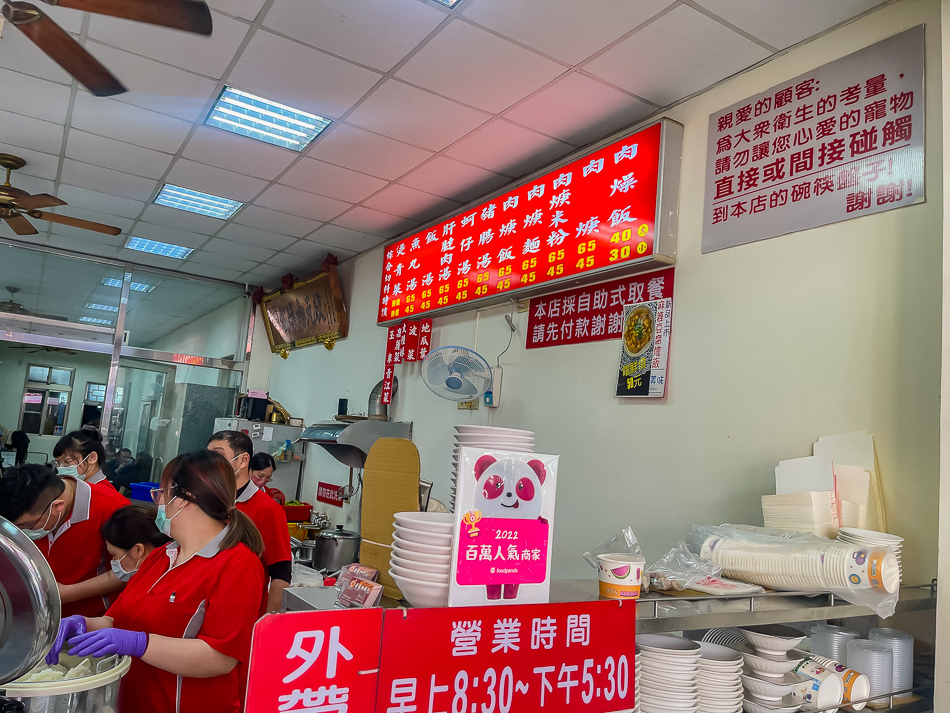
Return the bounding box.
[806,654,871,711]
[451,425,535,512]
[811,625,859,665]
[389,512,454,607]
[846,640,893,706]
[635,634,700,713]
[695,642,744,713]
[733,625,807,713]
[836,528,904,583]
[869,628,913,700]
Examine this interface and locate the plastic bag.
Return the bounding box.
[686,524,900,618]
[291,562,325,587]
[583,526,642,569]
[647,540,722,591]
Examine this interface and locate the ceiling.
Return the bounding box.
[0,0,889,289]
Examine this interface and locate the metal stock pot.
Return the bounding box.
[312,525,361,574]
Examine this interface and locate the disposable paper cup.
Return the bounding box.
[791,656,844,712]
[597,553,645,599]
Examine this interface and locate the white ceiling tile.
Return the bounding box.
[165,158,269,203]
[0,69,72,125]
[584,5,772,106]
[308,224,386,253]
[266,252,319,270]
[9,175,55,196]
[241,267,287,286]
[70,93,192,154]
[218,222,299,249]
[178,263,245,281]
[208,0,267,21]
[279,159,388,203]
[232,205,321,238]
[55,185,146,220]
[65,130,174,180]
[362,184,461,222]
[182,126,297,181]
[306,123,433,181]
[262,0,446,72]
[60,159,159,202]
[255,185,351,222]
[346,80,491,152]
[116,248,187,270]
[47,222,126,247]
[696,0,885,50]
[139,204,227,234]
[86,11,250,79]
[504,72,656,146]
[332,206,416,238]
[0,21,74,84]
[395,20,566,113]
[201,238,276,262]
[282,239,335,259]
[47,235,121,259]
[132,223,210,249]
[229,29,382,119]
[187,250,258,272]
[443,119,573,178]
[0,144,59,181]
[85,42,219,122]
[0,110,64,155]
[463,0,675,65]
[399,156,510,203]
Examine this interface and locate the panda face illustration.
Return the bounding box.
[473,455,546,520]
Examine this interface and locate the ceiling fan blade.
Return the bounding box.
[17,193,67,210]
[3,212,39,236]
[48,0,213,35]
[2,2,126,97]
[30,210,122,236]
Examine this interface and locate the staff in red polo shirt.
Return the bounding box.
[48,450,266,713]
[0,463,127,616]
[53,426,129,500]
[208,430,292,613]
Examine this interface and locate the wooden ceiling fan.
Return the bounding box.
[0,153,122,236]
[1,0,213,97]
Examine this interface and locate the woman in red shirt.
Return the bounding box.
[49,450,266,713]
[53,426,127,499]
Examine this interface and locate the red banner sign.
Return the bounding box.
[526,267,674,349]
[379,121,676,325]
[317,481,345,507]
[381,319,434,404]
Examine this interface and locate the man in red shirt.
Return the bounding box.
[208,430,292,612]
[0,463,126,616]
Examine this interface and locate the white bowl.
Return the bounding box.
[639,694,697,711]
[392,547,452,565]
[389,570,449,608]
[739,625,806,656]
[637,635,702,655]
[393,524,454,547]
[392,533,453,555]
[394,512,455,533]
[731,643,798,677]
[739,672,806,701]
[391,554,450,574]
[454,425,534,436]
[697,641,744,664]
[741,694,800,713]
[391,562,449,584]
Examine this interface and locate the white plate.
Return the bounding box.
[392,533,453,555]
[696,641,744,664]
[394,512,455,533]
[454,425,534,436]
[391,562,449,584]
[392,546,452,565]
[637,635,702,655]
[454,445,536,453]
[393,524,454,547]
[391,554,451,574]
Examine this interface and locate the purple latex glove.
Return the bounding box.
[46,615,87,665]
[67,628,148,659]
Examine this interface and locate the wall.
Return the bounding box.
[263,0,943,588]
[0,342,111,460]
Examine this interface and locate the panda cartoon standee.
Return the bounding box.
[473,454,547,600]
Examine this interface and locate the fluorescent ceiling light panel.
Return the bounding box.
[154,184,244,220]
[101,278,156,293]
[85,303,119,312]
[433,0,461,6]
[125,237,194,260]
[205,86,331,151]
[79,316,114,326]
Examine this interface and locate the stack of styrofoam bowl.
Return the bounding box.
[389,512,454,607]
[636,634,700,713]
[695,642,744,713]
[740,671,809,712]
[869,629,913,700]
[836,528,904,582]
[732,625,806,713]
[450,425,535,512]
[847,639,893,706]
[634,648,641,713]
[811,624,859,665]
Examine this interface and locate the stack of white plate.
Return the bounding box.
[846,640,893,706]
[634,648,641,713]
[450,425,535,511]
[636,634,700,713]
[836,528,903,582]
[811,624,858,665]
[389,512,454,608]
[695,642,744,713]
[761,492,839,538]
[869,629,913,700]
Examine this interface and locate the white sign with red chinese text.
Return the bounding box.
[450,448,559,608]
[703,25,924,253]
[375,600,635,713]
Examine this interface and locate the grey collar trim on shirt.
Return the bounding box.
[235,479,259,504]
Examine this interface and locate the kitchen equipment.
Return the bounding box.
[300,420,411,468]
[312,525,361,574]
[421,347,492,402]
[2,653,131,713]
[214,419,305,500]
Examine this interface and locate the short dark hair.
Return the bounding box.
[249,452,276,472]
[101,503,171,550]
[118,448,132,456]
[208,430,254,457]
[0,464,65,522]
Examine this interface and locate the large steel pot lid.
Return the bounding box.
[0,516,60,685]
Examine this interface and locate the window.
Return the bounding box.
[85,382,124,405]
[19,365,74,436]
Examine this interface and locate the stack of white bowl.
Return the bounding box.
[869,629,913,700]
[451,425,535,511]
[811,624,859,665]
[636,634,700,713]
[836,528,904,582]
[389,512,454,608]
[846,639,893,706]
[732,625,806,713]
[695,642,744,713]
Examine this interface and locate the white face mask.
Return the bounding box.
[228,454,243,473]
[110,552,138,582]
[22,504,62,541]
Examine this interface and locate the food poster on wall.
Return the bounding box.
[615,297,672,398]
[450,447,559,607]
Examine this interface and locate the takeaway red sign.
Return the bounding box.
[378,121,673,325]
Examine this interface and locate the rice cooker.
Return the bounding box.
[0,516,130,712]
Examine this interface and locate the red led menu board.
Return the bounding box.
[378,119,682,325]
